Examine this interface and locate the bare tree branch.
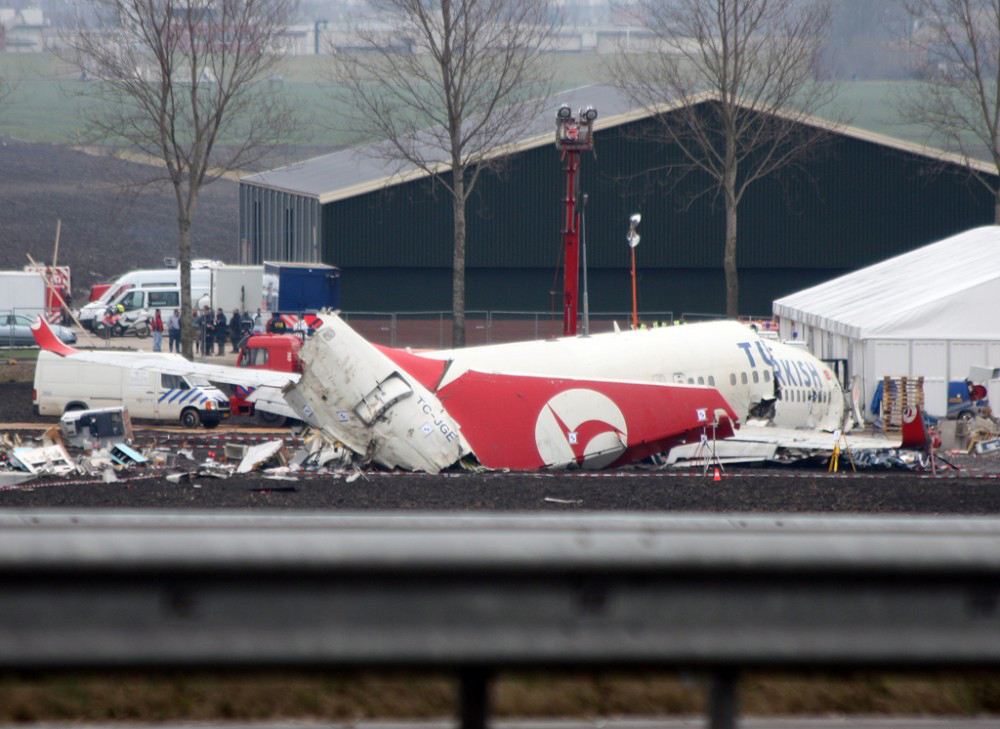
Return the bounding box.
[331,0,557,346]
[901,0,1000,215]
[63,0,297,357]
[611,0,835,316]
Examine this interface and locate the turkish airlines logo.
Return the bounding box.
[534,389,628,469]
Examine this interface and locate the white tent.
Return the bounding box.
[773,226,1000,418]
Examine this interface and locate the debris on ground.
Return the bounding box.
[0,420,366,489]
[236,440,286,474]
[60,407,133,450]
[974,437,1000,456]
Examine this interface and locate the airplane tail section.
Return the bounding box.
[283,313,469,473]
[31,316,78,357]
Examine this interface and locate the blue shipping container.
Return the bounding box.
[263,262,341,313]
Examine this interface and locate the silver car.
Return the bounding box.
[0,313,77,347]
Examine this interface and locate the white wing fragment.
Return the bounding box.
[45,349,299,390]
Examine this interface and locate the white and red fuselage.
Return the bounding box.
[32,313,847,472]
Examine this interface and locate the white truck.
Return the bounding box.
[0,271,47,318]
[34,350,231,427]
[205,266,264,313]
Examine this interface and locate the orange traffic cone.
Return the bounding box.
[713,467,721,482]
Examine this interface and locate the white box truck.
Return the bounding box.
[34,351,230,427]
[0,271,47,318]
[207,266,264,313]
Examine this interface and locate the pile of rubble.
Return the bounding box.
[0,406,359,488]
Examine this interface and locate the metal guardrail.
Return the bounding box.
[2,511,1000,728]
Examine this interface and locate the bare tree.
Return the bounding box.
[902,0,1000,222]
[65,0,296,357]
[612,0,833,317]
[332,0,556,346]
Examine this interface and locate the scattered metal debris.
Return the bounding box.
[236,440,286,474]
[0,422,368,490]
[60,407,133,450]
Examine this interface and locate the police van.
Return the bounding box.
[34,351,230,428]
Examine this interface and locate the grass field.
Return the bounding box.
[0,53,949,152]
[0,52,613,149]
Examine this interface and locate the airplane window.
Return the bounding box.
[740,372,748,385]
[752,371,759,383]
[708,376,715,386]
[687,377,694,384]
[729,373,736,386]
[697,376,705,385]
[764,371,771,382]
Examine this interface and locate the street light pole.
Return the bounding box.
[627,213,641,330]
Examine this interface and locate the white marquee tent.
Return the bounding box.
[772,226,1000,418]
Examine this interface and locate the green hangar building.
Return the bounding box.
[238,84,997,317]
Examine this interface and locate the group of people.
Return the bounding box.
[192,306,250,356]
[147,308,308,354]
[148,307,251,355]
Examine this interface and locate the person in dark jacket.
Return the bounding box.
[266,311,287,334]
[229,309,243,354]
[201,306,214,356]
[214,308,228,356]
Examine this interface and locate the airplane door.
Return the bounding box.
[672,372,686,383]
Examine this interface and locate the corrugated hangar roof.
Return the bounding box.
[242,83,996,206]
[242,84,633,204]
[773,226,1000,341]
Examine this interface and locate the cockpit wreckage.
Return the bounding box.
[33,313,927,473]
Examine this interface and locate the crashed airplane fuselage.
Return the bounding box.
[32,313,846,473]
[280,315,843,472]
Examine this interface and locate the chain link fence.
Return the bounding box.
[340,310,684,348]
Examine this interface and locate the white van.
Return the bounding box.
[78,262,220,329]
[78,269,178,329]
[34,350,230,427]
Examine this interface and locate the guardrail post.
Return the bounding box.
[708,671,738,729]
[458,668,491,729]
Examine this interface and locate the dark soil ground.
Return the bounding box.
[0,140,238,297]
[4,468,1000,513]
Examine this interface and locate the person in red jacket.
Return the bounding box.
[151,309,164,352]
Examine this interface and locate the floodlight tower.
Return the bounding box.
[555,104,597,337]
